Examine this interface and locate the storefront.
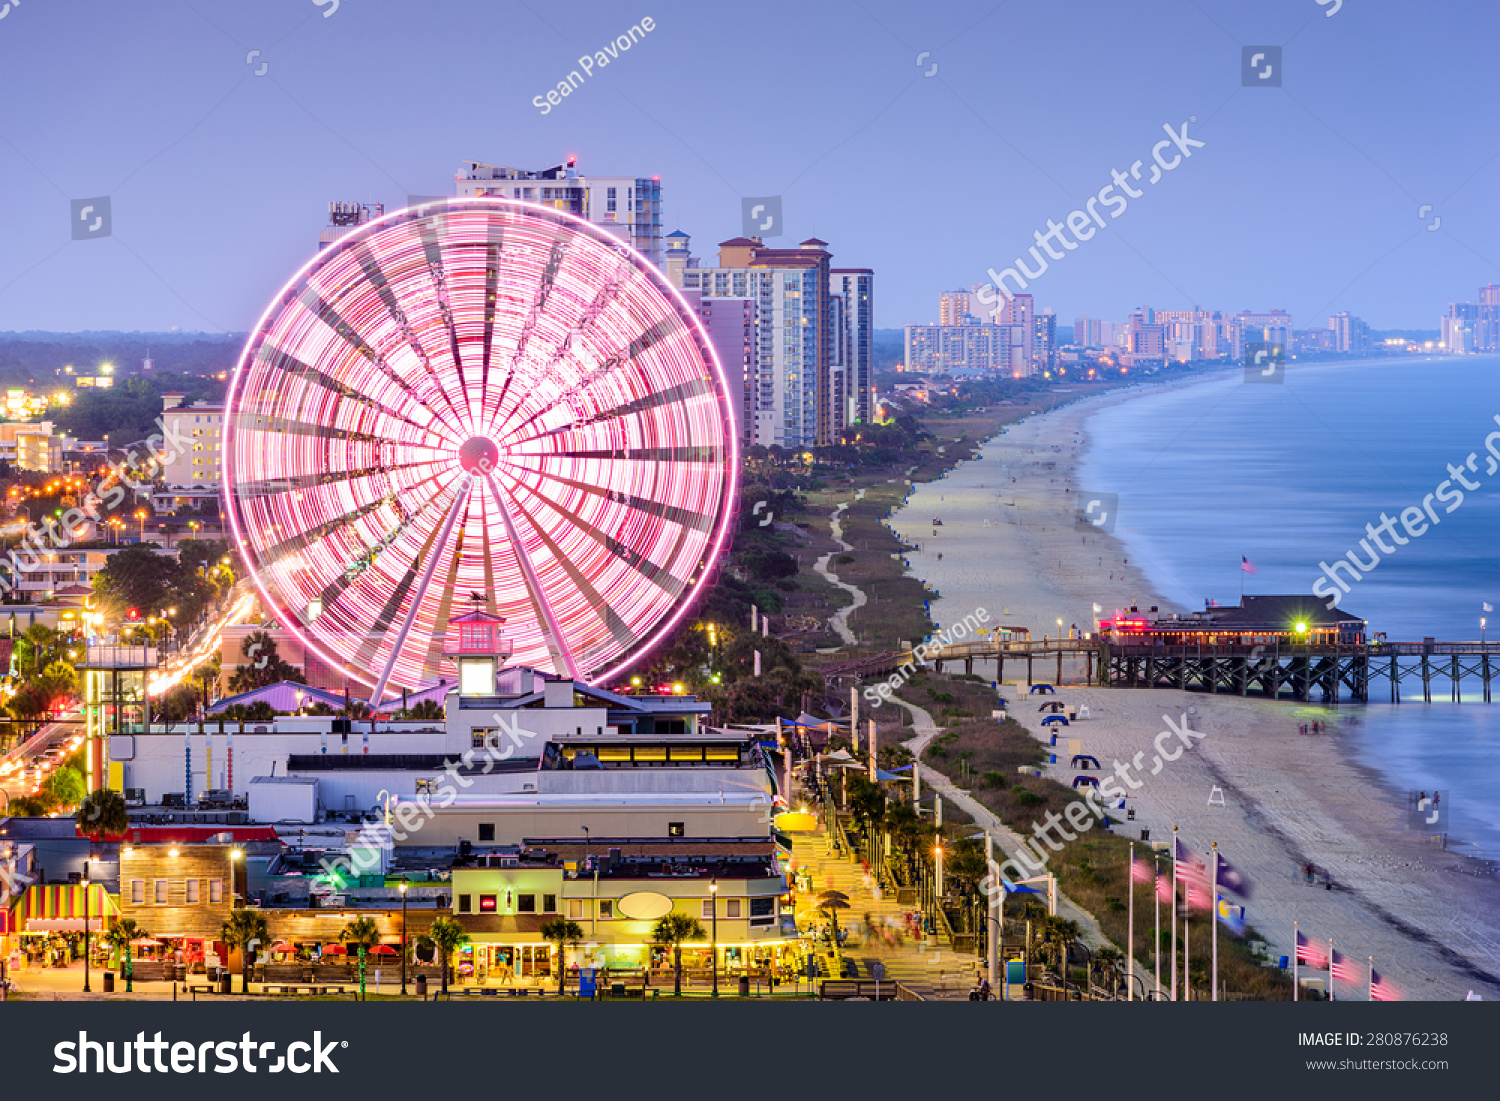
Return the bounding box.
[6,884,118,970]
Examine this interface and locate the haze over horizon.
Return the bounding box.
[0,0,1494,333]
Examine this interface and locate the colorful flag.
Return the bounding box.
[1216,895,1246,936]
[1186,876,1213,913]
[1296,930,1328,970]
[1241,556,1257,574]
[1132,854,1154,884]
[1215,853,1253,899]
[1173,837,1204,882]
[1370,967,1399,1001]
[1331,947,1358,983]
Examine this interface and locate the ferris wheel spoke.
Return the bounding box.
[417,498,480,684]
[232,456,450,499]
[496,466,692,601]
[482,470,580,681]
[255,344,439,439]
[253,469,450,575]
[520,468,717,534]
[368,475,476,705]
[302,283,468,442]
[412,228,476,435]
[495,374,717,454]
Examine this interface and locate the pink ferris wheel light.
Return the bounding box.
[223,198,738,699]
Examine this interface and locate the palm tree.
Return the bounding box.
[220,909,270,994]
[106,918,145,983]
[339,916,381,999]
[651,913,706,996]
[76,789,129,842]
[415,916,469,995]
[1094,944,1124,998]
[539,918,585,995]
[1047,917,1081,988]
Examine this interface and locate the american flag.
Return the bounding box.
[1156,869,1173,905]
[1296,930,1328,970]
[1370,966,1398,1001]
[1131,854,1154,884]
[1330,947,1358,983]
[1241,556,1257,574]
[1173,837,1205,882]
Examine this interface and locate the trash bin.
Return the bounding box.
[610,982,625,998]
[219,972,232,995]
[415,975,427,998]
[738,975,750,997]
[1049,733,1057,746]
[103,971,115,993]
[175,963,187,983]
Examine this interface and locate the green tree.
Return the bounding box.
[106,917,146,983]
[538,918,585,995]
[651,913,706,997]
[399,699,443,721]
[75,789,129,841]
[220,909,271,994]
[415,916,469,995]
[339,915,382,999]
[227,631,304,693]
[47,765,85,809]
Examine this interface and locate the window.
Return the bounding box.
[185,879,200,904]
[726,899,742,919]
[749,897,775,926]
[597,900,613,919]
[479,894,497,913]
[154,879,168,904]
[478,823,495,842]
[543,894,557,912]
[668,821,684,837]
[701,899,714,920]
[208,879,223,905]
[471,731,487,748]
[567,899,585,920]
[457,894,472,913]
[130,879,144,904]
[518,894,536,913]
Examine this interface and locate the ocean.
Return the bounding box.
[1078,354,1500,861]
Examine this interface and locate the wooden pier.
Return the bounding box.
[821,638,1500,704]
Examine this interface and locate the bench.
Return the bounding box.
[187,984,219,995]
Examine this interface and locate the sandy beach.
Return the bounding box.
[888,382,1500,1000]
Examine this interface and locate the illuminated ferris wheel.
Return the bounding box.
[223,198,737,700]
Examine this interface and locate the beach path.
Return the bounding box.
[812,501,866,647]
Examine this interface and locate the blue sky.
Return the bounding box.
[0,0,1494,332]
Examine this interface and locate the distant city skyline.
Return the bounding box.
[0,0,1494,331]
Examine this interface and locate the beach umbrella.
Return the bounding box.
[370,944,399,956]
[816,890,850,903]
[323,943,348,955]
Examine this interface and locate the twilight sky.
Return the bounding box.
[0,0,1494,333]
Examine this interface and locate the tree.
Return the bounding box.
[339,915,382,999]
[415,916,469,995]
[47,765,85,809]
[399,699,443,720]
[106,917,146,983]
[220,909,270,994]
[651,913,706,997]
[223,700,276,721]
[75,789,129,841]
[539,918,585,995]
[228,631,304,693]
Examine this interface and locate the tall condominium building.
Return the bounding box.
[829,269,875,427]
[682,289,760,450]
[318,202,384,251]
[457,158,663,264]
[160,391,225,486]
[1035,310,1057,373]
[904,323,1013,374]
[939,290,972,326]
[1328,311,1370,354]
[672,235,839,449]
[1230,309,1294,359]
[1441,285,1500,353]
[1154,307,1225,362]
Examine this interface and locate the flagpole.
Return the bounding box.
[1184,904,1190,1001]
[1293,921,1299,1002]
[1368,956,1374,1002]
[1211,843,1219,1003]
[1127,842,1135,1001]
[1329,938,1335,1002]
[1153,855,1161,1000]
[1171,826,1178,1002]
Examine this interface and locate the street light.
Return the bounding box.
[229,848,242,909]
[709,877,719,998]
[399,881,409,996]
[82,859,91,992]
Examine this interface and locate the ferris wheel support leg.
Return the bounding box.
[484,471,581,681]
[369,475,475,708]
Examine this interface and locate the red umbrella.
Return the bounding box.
[323,944,348,955]
[370,944,398,956]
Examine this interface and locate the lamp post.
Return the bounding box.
[399,881,409,996]
[228,848,242,908]
[82,858,91,992]
[710,877,719,998]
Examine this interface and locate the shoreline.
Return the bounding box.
[887,379,1500,1001]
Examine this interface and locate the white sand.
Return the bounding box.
[887,387,1500,1001]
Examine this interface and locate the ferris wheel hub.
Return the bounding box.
[458,436,500,474]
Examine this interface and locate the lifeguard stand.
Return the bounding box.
[442,603,513,697]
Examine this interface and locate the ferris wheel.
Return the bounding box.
[223,198,737,700]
